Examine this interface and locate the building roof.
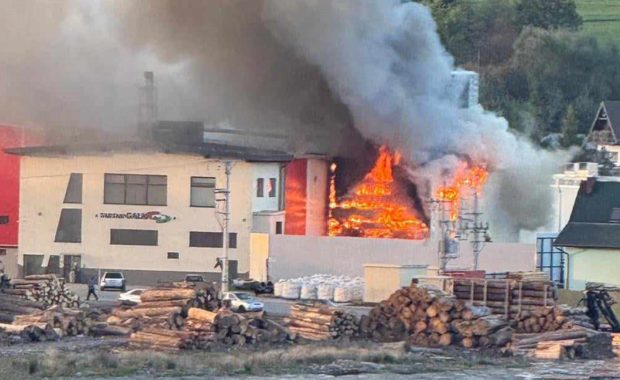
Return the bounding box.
[555,179,620,249]
[3,140,293,163]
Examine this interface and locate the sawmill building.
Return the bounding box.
[5,138,329,285]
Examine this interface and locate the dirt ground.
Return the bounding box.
[2,338,620,380]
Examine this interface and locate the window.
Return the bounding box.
[268,178,276,198]
[0,249,6,256]
[54,209,82,243]
[191,177,216,207]
[275,221,283,235]
[168,252,180,259]
[0,216,8,225]
[189,231,237,248]
[257,178,264,197]
[104,174,167,206]
[64,173,83,204]
[110,229,158,246]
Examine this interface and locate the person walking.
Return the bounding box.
[87,276,99,301]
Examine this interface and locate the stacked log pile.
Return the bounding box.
[507,327,613,359]
[513,305,594,334]
[453,278,557,318]
[107,288,205,331]
[359,284,511,348]
[6,275,80,308]
[0,293,45,318]
[0,322,61,343]
[129,308,289,350]
[7,306,104,337]
[284,302,360,341]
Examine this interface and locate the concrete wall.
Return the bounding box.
[0,247,18,278]
[566,247,620,291]
[249,233,269,282]
[251,234,536,280]
[18,152,276,281]
[252,164,282,212]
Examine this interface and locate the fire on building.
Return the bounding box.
[327,145,489,240]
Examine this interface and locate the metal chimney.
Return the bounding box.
[138,71,158,138]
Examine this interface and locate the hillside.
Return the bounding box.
[464,0,620,46]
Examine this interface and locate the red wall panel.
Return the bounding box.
[284,159,307,235]
[0,125,40,246]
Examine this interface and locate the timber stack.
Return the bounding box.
[284,302,360,341]
[0,322,61,343]
[129,308,289,350]
[507,327,613,359]
[360,284,511,348]
[0,293,45,319]
[513,305,594,333]
[4,275,80,308]
[107,287,200,331]
[453,277,557,318]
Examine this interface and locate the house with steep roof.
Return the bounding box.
[554,178,620,290]
[587,101,620,166]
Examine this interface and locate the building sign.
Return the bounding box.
[96,211,174,224]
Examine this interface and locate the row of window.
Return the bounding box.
[102,174,278,207]
[110,229,238,248]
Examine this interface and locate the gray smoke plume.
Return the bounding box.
[0,0,565,238]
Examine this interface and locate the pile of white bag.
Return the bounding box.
[274,275,364,303]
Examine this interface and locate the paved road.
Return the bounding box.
[67,284,370,317]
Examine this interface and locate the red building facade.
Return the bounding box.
[0,125,38,247]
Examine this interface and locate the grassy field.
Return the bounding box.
[575,0,620,46]
[465,0,620,46]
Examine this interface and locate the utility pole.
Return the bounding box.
[215,161,232,293]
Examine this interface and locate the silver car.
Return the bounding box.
[100,272,126,291]
[222,292,264,312]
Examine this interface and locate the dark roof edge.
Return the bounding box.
[4,140,294,163]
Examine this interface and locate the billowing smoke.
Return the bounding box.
[0,0,565,238]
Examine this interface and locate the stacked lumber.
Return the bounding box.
[513,305,594,334]
[9,306,100,337]
[453,278,557,318]
[612,333,620,355]
[507,327,613,359]
[0,293,46,316]
[186,308,289,346]
[153,281,220,311]
[129,308,289,350]
[107,288,206,331]
[8,275,80,308]
[0,322,61,343]
[359,284,511,348]
[285,302,360,341]
[488,272,551,282]
[130,328,205,351]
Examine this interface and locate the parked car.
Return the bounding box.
[100,272,126,291]
[222,292,264,312]
[184,274,216,292]
[119,288,145,303]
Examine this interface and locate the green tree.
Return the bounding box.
[515,0,583,31]
[561,105,579,147]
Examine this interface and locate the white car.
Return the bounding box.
[119,288,145,303]
[100,272,126,291]
[222,292,264,312]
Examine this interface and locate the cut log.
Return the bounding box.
[140,289,197,302]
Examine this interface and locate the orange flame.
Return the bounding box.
[435,164,489,221]
[328,146,429,239]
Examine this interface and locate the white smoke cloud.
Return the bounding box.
[263,0,567,239]
[0,0,566,238]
